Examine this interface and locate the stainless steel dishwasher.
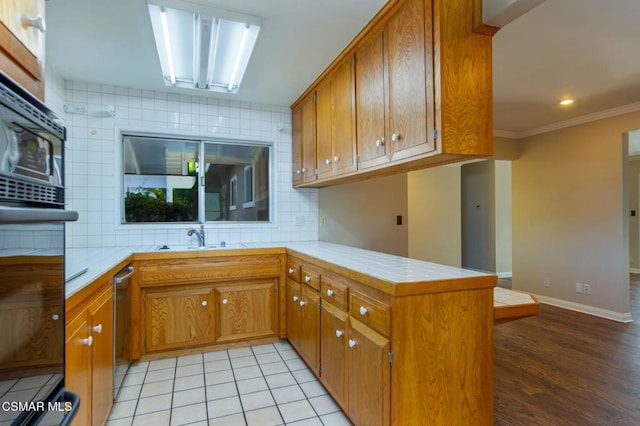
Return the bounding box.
[113,264,135,400]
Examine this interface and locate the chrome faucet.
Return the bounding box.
[187,224,205,247]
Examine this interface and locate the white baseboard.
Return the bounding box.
[630,268,640,274]
[535,295,633,323]
[496,272,512,278]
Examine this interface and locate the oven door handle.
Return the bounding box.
[114,265,135,284]
[0,206,79,223]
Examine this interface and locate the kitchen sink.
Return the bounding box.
[156,243,247,251]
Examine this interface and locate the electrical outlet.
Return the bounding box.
[576,282,584,293]
[583,283,591,295]
[320,216,327,226]
[543,278,550,288]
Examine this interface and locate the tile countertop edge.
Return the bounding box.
[64,241,495,299]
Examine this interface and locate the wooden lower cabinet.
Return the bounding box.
[347,318,390,426]
[286,280,301,347]
[319,302,348,410]
[298,286,320,374]
[144,286,215,353]
[65,286,114,426]
[214,279,277,343]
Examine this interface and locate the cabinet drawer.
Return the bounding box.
[320,272,348,311]
[301,265,321,291]
[286,259,301,283]
[349,290,391,337]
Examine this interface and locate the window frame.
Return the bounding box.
[117,128,276,228]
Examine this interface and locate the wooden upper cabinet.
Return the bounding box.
[355,29,388,170]
[292,106,304,186]
[386,0,434,161]
[292,92,316,185]
[0,0,46,100]
[316,78,332,179]
[291,0,493,188]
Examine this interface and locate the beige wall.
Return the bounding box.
[495,160,513,274]
[407,166,462,266]
[628,157,640,270]
[318,173,408,256]
[512,111,640,315]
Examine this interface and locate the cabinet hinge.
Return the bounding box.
[318,364,322,373]
[319,303,322,311]
[433,128,439,142]
[356,155,360,164]
[388,351,394,365]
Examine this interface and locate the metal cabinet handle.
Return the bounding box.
[299,300,306,307]
[222,299,228,305]
[333,156,340,162]
[81,336,93,347]
[293,295,299,302]
[201,300,208,307]
[359,306,368,316]
[348,339,356,348]
[305,276,311,283]
[326,289,334,297]
[22,15,46,32]
[325,159,331,165]
[375,138,384,147]
[92,324,102,334]
[391,133,400,142]
[335,330,343,338]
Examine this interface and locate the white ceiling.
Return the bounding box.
[45,0,640,136]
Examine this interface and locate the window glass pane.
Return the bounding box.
[203,142,269,222]
[123,136,198,223]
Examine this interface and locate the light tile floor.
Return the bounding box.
[106,341,352,426]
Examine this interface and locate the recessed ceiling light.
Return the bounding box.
[559,99,575,106]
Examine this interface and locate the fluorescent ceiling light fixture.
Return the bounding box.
[559,99,575,106]
[147,0,261,94]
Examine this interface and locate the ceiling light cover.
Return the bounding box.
[147,0,261,94]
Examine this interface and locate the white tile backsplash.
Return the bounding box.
[46,68,318,248]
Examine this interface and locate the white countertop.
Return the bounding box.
[65,241,491,298]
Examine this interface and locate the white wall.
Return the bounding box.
[46,68,318,248]
[495,160,512,275]
[318,174,408,256]
[407,166,461,266]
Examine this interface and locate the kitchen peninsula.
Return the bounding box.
[65,242,538,425]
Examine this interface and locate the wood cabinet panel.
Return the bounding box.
[348,318,390,426]
[386,0,434,161]
[214,279,277,343]
[0,0,45,99]
[355,29,388,169]
[286,280,301,349]
[89,288,114,426]
[331,56,357,176]
[64,311,92,426]
[301,93,317,183]
[298,285,320,374]
[301,264,321,291]
[292,105,304,186]
[349,290,391,337]
[320,302,348,410]
[286,259,301,283]
[144,287,214,352]
[320,270,349,311]
[316,78,332,179]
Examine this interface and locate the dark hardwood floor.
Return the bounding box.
[494,275,640,425]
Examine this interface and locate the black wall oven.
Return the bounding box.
[0,74,79,425]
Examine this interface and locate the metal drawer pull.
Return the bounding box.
[222,299,228,305]
[288,268,295,274]
[293,295,299,302]
[335,330,343,338]
[359,306,368,316]
[92,324,102,334]
[325,159,331,165]
[81,336,93,347]
[348,339,356,348]
[326,289,334,297]
[201,301,208,307]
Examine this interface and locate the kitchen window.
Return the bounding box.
[122,134,271,223]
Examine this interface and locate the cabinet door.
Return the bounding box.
[386,0,434,161]
[144,287,214,352]
[356,29,388,170]
[331,56,357,177]
[298,286,320,374]
[348,319,390,426]
[292,105,304,186]
[214,279,277,343]
[65,312,92,426]
[316,78,333,180]
[301,92,317,183]
[320,302,348,410]
[286,280,301,350]
[89,289,114,426]
[0,0,45,99]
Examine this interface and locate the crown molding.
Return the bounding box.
[494,101,640,140]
